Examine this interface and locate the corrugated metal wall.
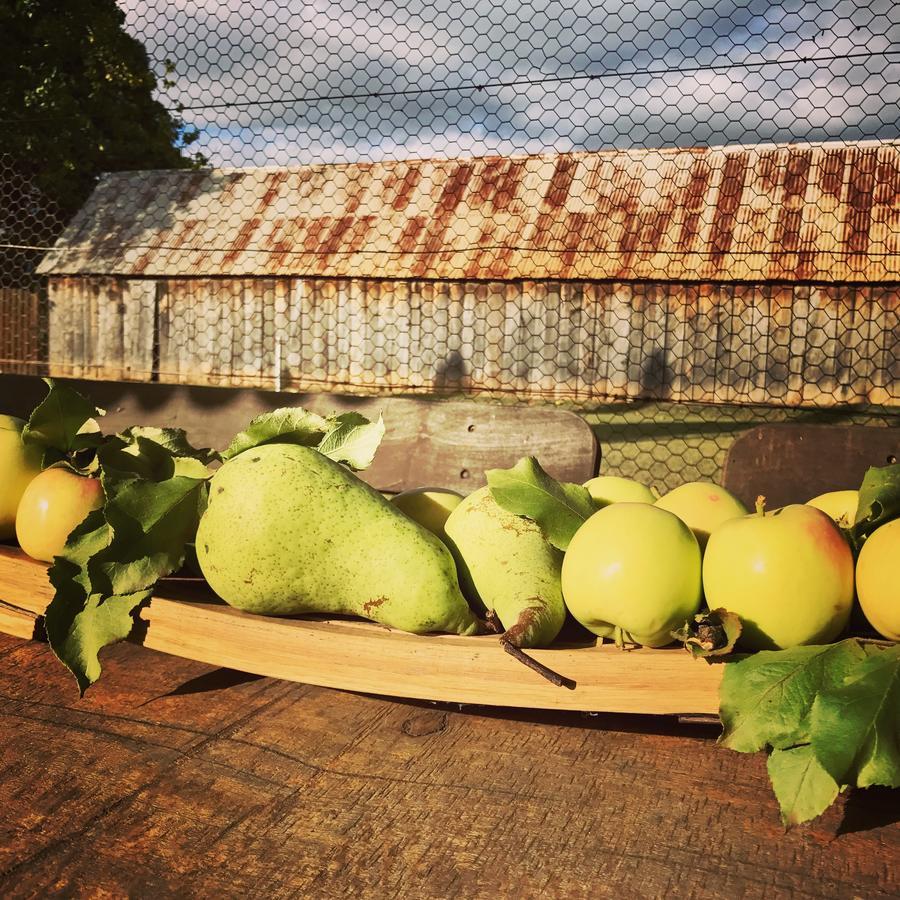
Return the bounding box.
[47,275,898,406]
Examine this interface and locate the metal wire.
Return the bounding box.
[1,0,898,489]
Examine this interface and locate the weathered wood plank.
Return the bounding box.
[0,547,722,716]
[42,274,899,406]
[0,374,599,492]
[722,423,900,509]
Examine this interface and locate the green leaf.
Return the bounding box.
[767,746,841,826]
[120,426,217,464]
[44,587,152,697]
[95,468,208,596]
[486,457,596,551]
[44,430,212,694]
[719,640,868,753]
[221,408,330,460]
[317,412,385,470]
[672,608,742,658]
[44,508,151,695]
[21,378,105,463]
[811,644,900,789]
[851,462,900,547]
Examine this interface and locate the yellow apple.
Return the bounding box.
[855,519,900,642]
[0,415,43,540]
[390,487,463,538]
[582,475,655,507]
[806,490,859,527]
[15,467,104,562]
[703,504,854,650]
[655,481,747,550]
[562,503,702,647]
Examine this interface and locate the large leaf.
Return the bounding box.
[811,644,900,789]
[767,745,841,827]
[45,431,212,694]
[44,508,151,695]
[221,408,330,460]
[21,379,105,464]
[851,462,900,548]
[94,468,209,596]
[487,457,596,551]
[317,412,385,470]
[120,426,217,465]
[44,586,152,696]
[719,640,868,753]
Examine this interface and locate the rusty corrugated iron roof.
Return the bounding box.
[37,140,900,282]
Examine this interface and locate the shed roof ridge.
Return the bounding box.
[39,138,900,284]
[93,136,900,181]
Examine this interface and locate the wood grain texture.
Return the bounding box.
[0,631,897,899]
[0,374,599,493]
[723,423,899,509]
[37,274,900,406]
[0,547,722,716]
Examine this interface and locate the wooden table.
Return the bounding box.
[1,633,897,898]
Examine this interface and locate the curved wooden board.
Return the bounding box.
[0,546,722,715]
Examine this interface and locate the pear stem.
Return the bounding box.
[500,637,576,690]
[755,495,767,516]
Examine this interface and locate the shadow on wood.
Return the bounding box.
[722,423,898,509]
[0,373,599,493]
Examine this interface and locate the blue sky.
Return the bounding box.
[123,0,900,166]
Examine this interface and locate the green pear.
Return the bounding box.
[443,486,565,648]
[196,444,479,635]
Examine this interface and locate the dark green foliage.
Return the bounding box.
[0,0,204,221]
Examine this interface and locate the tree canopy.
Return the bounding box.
[0,0,204,222]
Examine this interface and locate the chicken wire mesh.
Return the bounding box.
[1,0,898,488]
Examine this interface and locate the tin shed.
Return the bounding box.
[37,139,900,405]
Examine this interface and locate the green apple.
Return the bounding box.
[703,504,854,650]
[561,502,702,647]
[16,467,104,562]
[583,475,655,507]
[855,518,900,642]
[0,415,43,540]
[390,487,463,538]
[655,481,747,550]
[806,489,859,527]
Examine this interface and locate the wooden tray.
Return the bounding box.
[0,545,723,715]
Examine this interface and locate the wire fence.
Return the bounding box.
[1,0,898,488]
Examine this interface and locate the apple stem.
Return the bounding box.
[613,626,640,650]
[755,495,767,516]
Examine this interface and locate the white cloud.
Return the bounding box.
[122,0,900,165]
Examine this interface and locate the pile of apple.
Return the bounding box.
[393,471,897,652]
[572,476,897,648]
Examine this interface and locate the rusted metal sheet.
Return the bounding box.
[38,141,900,283]
[48,275,897,407]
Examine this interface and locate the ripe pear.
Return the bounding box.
[443,486,565,648]
[390,487,462,538]
[196,444,479,635]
